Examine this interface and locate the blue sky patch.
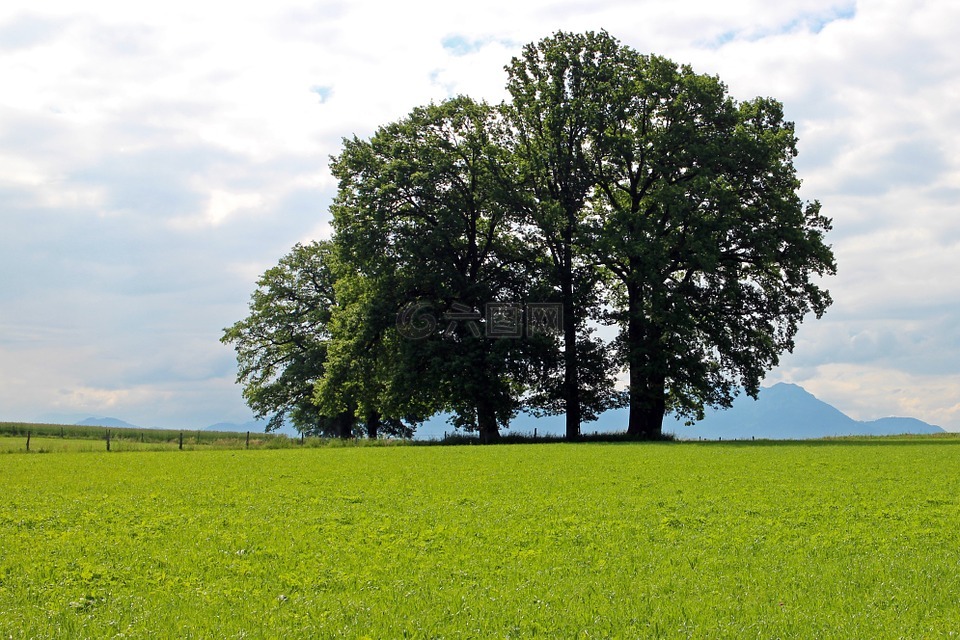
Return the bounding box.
[701,3,856,48]
[441,34,486,56]
[808,4,856,34]
[311,85,333,103]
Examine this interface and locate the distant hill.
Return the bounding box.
[430,382,944,440]
[665,383,944,440]
[76,416,142,429]
[858,416,944,437]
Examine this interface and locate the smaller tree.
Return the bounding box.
[329,96,551,442]
[221,241,348,435]
[313,267,421,439]
[503,30,627,438]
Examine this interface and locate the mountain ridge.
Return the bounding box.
[665,383,944,439]
[75,416,142,429]
[457,382,945,440]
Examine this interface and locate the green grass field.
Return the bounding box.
[2,440,959,638]
[0,422,296,453]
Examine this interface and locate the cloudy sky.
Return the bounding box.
[2,0,958,431]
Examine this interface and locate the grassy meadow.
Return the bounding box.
[0,422,296,453]
[2,439,959,637]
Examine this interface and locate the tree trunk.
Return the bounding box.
[562,296,581,439]
[625,288,666,439]
[477,403,500,444]
[365,410,380,439]
[626,369,666,438]
[335,411,354,439]
[560,238,581,440]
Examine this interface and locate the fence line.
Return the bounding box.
[4,426,300,452]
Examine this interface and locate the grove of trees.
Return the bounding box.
[222,30,836,442]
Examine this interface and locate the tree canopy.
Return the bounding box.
[224,30,835,440]
[221,241,338,434]
[325,96,549,442]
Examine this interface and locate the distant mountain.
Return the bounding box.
[76,416,141,429]
[858,416,944,437]
[472,382,944,440]
[204,419,268,432]
[665,383,944,440]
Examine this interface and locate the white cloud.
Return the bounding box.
[201,189,264,227]
[1,0,959,430]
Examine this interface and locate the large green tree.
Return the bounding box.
[578,38,836,437]
[503,31,626,439]
[328,96,554,442]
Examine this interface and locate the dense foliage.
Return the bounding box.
[223,30,834,439]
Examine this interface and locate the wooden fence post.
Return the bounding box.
[106,429,111,452]
[26,431,30,452]
[179,431,183,450]
[246,431,250,448]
